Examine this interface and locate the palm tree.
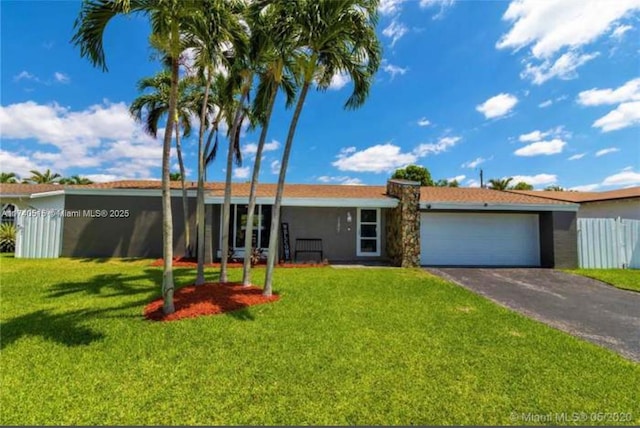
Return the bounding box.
[130,69,198,257]
[241,1,299,286]
[488,177,513,191]
[25,169,62,184]
[73,0,202,315]
[59,175,94,185]
[0,172,19,183]
[263,0,382,295]
[187,2,247,285]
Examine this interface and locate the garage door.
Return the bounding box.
[420,212,540,266]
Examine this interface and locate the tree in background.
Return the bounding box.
[392,165,433,186]
[59,175,94,185]
[488,177,513,191]
[544,185,565,191]
[434,178,459,187]
[24,169,61,184]
[0,173,19,183]
[510,181,533,190]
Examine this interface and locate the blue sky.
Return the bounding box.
[1,0,639,190]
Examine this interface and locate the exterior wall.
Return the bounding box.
[539,211,578,268]
[386,180,420,267]
[578,198,640,220]
[280,206,387,262]
[15,194,66,258]
[61,195,197,258]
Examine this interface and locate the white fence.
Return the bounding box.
[577,218,640,269]
[15,210,64,258]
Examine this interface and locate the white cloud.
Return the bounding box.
[570,183,601,191]
[538,99,553,108]
[382,63,408,80]
[233,166,250,179]
[270,160,280,175]
[510,173,557,186]
[413,136,461,156]
[317,176,363,185]
[466,178,480,188]
[328,72,351,90]
[611,24,633,39]
[602,169,640,186]
[595,147,620,157]
[461,157,488,169]
[577,78,640,106]
[577,78,640,132]
[593,101,640,132]
[476,93,518,119]
[417,117,431,127]
[0,149,44,177]
[332,137,461,173]
[419,0,456,19]
[496,0,640,83]
[84,174,121,183]
[378,0,407,15]
[514,138,566,156]
[332,143,417,173]
[519,130,545,142]
[13,71,38,83]
[0,100,162,177]
[497,0,640,58]
[448,174,466,182]
[518,126,569,143]
[382,18,408,47]
[54,72,70,84]
[242,139,280,156]
[521,51,600,85]
[568,153,586,160]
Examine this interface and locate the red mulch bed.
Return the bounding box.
[144,282,279,322]
[150,257,327,268]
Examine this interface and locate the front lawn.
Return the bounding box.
[1,256,639,425]
[566,269,640,292]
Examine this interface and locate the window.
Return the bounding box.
[357,208,380,256]
[225,204,271,252]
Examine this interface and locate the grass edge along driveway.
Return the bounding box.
[1,257,639,425]
[565,268,640,292]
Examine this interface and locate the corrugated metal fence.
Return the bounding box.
[15,210,64,258]
[578,218,640,269]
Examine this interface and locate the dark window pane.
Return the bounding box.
[360,209,377,223]
[361,224,377,238]
[260,206,272,248]
[234,205,248,248]
[360,239,377,253]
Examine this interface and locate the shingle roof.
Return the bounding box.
[0,181,578,206]
[420,186,574,205]
[0,183,63,196]
[510,187,640,203]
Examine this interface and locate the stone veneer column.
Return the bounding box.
[385,179,421,267]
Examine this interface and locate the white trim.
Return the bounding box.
[65,188,191,197]
[419,202,579,212]
[29,190,66,198]
[356,207,381,257]
[205,196,398,208]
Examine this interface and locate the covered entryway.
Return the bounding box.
[420,212,540,266]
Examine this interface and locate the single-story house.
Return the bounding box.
[0,179,580,268]
[511,187,640,220]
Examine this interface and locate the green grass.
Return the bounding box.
[565,269,640,292]
[1,256,639,425]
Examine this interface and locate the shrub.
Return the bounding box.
[0,223,16,253]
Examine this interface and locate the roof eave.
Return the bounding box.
[419,202,579,212]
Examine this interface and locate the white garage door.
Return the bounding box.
[420,212,540,266]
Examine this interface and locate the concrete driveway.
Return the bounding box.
[427,268,640,362]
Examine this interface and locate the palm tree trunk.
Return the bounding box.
[161,57,179,315]
[263,81,311,296]
[175,120,190,258]
[195,71,213,286]
[220,86,250,284]
[242,87,277,286]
